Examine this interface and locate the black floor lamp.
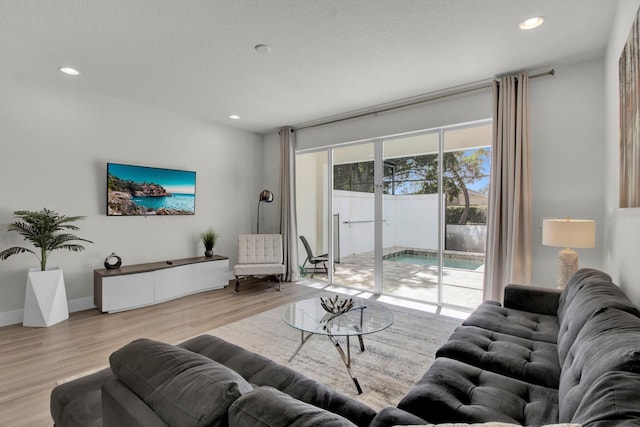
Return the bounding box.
[256,189,274,234]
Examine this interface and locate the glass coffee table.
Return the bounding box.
[281,297,394,394]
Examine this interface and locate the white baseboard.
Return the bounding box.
[68,297,96,313]
[0,297,96,327]
[0,309,23,327]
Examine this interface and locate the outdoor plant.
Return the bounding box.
[0,208,93,271]
[200,229,218,251]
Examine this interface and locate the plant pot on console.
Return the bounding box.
[201,229,218,257]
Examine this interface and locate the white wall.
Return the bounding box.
[0,70,263,325]
[603,0,640,306]
[529,58,605,287]
[260,132,282,235]
[295,151,326,266]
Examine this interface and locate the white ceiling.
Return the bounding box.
[0,1,616,134]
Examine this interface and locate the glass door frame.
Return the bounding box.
[296,118,490,311]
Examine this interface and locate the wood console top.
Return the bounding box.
[94,255,228,277]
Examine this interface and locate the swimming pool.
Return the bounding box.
[384,252,484,270]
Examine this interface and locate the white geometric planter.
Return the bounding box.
[23,267,69,327]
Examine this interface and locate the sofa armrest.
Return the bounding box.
[503,284,561,315]
[102,380,170,427]
[368,407,429,427]
[51,368,114,427]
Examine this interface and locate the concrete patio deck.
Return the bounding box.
[301,246,484,310]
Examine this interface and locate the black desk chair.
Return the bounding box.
[299,235,329,278]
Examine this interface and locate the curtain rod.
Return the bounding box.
[294,69,555,131]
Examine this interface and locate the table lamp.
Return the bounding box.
[542,218,595,288]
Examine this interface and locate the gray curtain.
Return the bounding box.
[483,72,532,302]
[279,127,300,282]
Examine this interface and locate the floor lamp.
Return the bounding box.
[542,218,595,288]
[256,189,274,234]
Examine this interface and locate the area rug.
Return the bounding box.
[205,300,462,411]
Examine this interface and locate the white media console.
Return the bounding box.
[94,255,230,313]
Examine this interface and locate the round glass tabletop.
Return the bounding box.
[281,297,394,337]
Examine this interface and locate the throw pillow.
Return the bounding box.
[229,386,357,427]
[396,423,580,427]
[110,338,253,427]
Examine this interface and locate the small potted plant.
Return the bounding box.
[200,229,218,257]
[0,208,93,327]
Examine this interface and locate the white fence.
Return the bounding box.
[445,224,487,253]
[333,190,486,257]
[334,191,441,256]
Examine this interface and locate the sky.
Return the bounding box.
[108,163,196,195]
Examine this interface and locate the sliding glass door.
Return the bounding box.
[331,142,376,292]
[382,132,441,305]
[440,126,491,308]
[295,120,491,310]
[296,150,330,282]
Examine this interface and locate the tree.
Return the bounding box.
[389,148,490,224]
[443,148,490,224]
[333,147,490,224]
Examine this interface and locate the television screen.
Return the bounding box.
[107,163,196,216]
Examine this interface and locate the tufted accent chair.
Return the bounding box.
[232,234,285,293]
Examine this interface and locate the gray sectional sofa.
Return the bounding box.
[51,268,640,426]
[370,268,640,426]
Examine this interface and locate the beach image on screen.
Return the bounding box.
[107,163,196,216]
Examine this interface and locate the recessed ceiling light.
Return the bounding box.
[59,67,80,76]
[229,115,240,120]
[518,16,544,30]
[254,44,271,54]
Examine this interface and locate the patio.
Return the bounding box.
[301,246,484,310]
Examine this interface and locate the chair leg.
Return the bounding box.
[234,276,240,293]
[276,275,281,292]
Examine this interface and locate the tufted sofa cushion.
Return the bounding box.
[558,307,640,423]
[556,270,640,367]
[462,302,559,343]
[180,334,376,427]
[397,357,559,426]
[436,325,560,388]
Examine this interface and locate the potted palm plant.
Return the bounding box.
[200,229,218,257]
[0,208,93,327]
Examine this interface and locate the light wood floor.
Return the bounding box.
[0,280,321,427]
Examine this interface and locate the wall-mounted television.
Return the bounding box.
[107,163,196,216]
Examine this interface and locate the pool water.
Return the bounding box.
[388,254,483,270]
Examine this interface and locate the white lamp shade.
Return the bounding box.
[542,218,595,249]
